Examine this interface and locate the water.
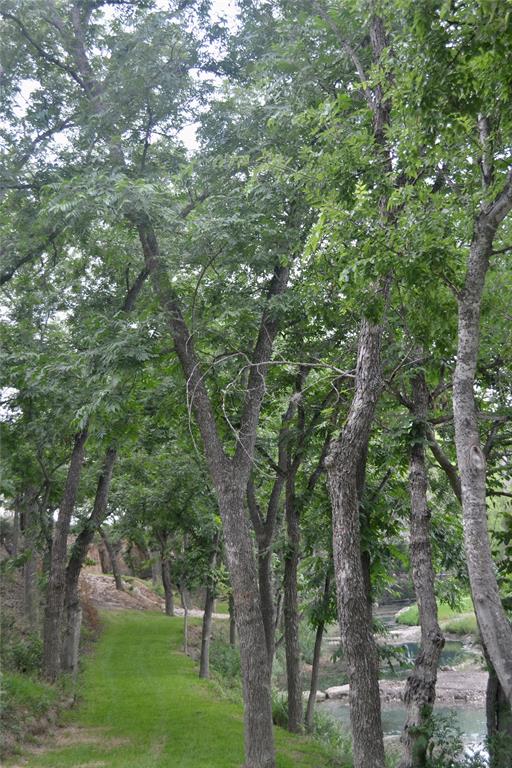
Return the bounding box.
[319,699,486,745]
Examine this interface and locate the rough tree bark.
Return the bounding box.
[42,425,89,682]
[61,446,117,673]
[228,592,236,647]
[151,549,161,587]
[161,557,175,616]
[20,488,39,630]
[283,463,302,733]
[399,371,444,768]
[199,539,219,678]
[326,318,386,768]
[245,385,303,668]
[100,527,124,591]
[452,161,512,704]
[305,573,331,731]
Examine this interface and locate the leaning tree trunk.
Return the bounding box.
[305,573,330,731]
[42,425,89,682]
[453,192,512,705]
[400,372,445,768]
[62,447,117,674]
[161,557,175,616]
[326,318,386,768]
[100,528,124,591]
[283,468,302,733]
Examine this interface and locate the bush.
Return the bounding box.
[423,712,488,768]
[8,634,43,675]
[209,640,241,681]
[271,691,352,766]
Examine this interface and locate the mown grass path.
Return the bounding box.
[11,611,334,767]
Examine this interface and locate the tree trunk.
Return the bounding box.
[219,488,275,768]
[62,446,117,674]
[283,469,302,733]
[100,528,124,591]
[151,549,161,587]
[487,667,512,768]
[453,203,512,705]
[161,558,175,616]
[326,318,386,768]
[12,504,20,557]
[229,592,236,647]
[400,372,444,768]
[20,489,39,630]
[42,425,89,682]
[257,541,275,665]
[98,541,109,573]
[180,586,189,655]
[199,544,218,678]
[305,573,330,731]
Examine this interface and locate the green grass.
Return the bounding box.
[6,611,341,768]
[443,615,478,636]
[1,672,58,719]
[1,672,59,756]
[395,596,474,627]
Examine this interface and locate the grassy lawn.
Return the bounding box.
[395,596,477,634]
[6,611,339,768]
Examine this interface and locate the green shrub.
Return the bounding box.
[8,634,43,675]
[209,640,241,680]
[271,691,352,766]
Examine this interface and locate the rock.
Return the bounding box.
[302,690,326,702]
[325,684,350,699]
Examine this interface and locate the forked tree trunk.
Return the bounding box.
[283,468,302,733]
[326,318,386,768]
[140,217,286,767]
[305,573,330,731]
[161,558,175,616]
[62,447,117,674]
[100,528,124,591]
[42,426,89,682]
[400,372,444,768]
[453,180,512,705]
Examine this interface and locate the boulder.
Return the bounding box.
[302,690,327,702]
[325,684,350,699]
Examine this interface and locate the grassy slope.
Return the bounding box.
[395,596,477,635]
[8,611,336,768]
